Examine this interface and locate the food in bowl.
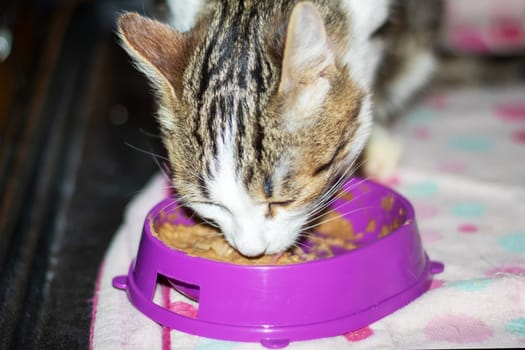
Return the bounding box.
[153,210,360,265]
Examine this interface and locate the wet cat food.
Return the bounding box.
[153,210,359,265]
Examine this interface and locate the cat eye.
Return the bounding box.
[194,201,231,214]
[270,200,294,207]
[371,18,392,39]
[267,200,294,218]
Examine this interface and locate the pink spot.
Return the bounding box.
[421,230,443,244]
[495,103,525,122]
[168,301,198,319]
[414,203,440,219]
[486,265,525,277]
[450,28,490,53]
[430,279,445,290]
[412,126,431,140]
[344,326,374,342]
[426,94,448,109]
[439,161,468,174]
[381,174,401,187]
[458,224,478,234]
[513,129,525,144]
[424,314,494,344]
[162,286,172,350]
[490,19,523,45]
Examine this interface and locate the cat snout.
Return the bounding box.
[232,233,268,257]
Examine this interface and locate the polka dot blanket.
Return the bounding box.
[90,86,525,349]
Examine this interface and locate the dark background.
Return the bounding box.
[0,1,166,348]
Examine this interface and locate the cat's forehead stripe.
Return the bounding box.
[187,0,281,190]
[172,0,370,205]
[263,175,273,198]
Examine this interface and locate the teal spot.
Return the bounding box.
[505,318,525,337]
[448,137,494,152]
[449,278,491,291]
[403,181,439,197]
[498,232,525,253]
[196,338,237,350]
[407,109,435,124]
[451,203,487,217]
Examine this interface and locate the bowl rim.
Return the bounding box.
[143,178,416,269]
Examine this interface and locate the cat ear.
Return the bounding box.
[279,2,335,95]
[118,12,186,99]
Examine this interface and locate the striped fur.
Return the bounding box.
[118,0,439,255]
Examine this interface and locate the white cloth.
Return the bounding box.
[91,86,525,349]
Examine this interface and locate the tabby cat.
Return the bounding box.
[118,0,441,256]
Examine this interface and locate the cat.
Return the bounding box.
[117,0,441,257]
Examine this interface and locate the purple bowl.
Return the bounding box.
[113,178,443,348]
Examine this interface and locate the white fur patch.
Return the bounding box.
[209,133,265,255]
[165,0,202,31]
[343,0,391,38]
[191,128,308,256]
[385,51,437,110]
[283,79,331,131]
[338,0,392,168]
[347,94,373,162]
[364,123,402,179]
[157,105,177,132]
[340,0,391,90]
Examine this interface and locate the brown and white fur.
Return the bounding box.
[118,0,441,256]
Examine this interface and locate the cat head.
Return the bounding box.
[118,1,375,256]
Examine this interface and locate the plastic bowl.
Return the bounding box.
[113,178,443,348]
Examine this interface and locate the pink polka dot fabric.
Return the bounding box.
[443,0,525,54]
[370,87,525,349]
[90,87,525,349]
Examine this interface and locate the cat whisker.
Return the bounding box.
[198,216,221,229]
[306,177,371,220]
[290,240,313,253]
[181,204,221,229]
[138,128,163,139]
[295,233,316,245]
[306,163,359,217]
[151,192,202,221]
[306,157,370,217]
[124,141,172,182]
[125,142,170,162]
[311,155,362,205]
[307,192,372,225]
[300,205,379,232]
[152,200,182,220]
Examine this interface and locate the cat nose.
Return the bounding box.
[233,235,268,257]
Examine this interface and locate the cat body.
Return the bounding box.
[118,0,440,256]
